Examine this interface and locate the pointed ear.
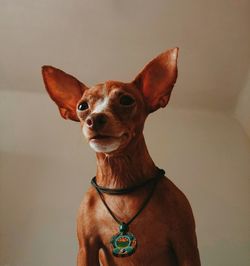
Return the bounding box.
[133,48,179,113]
[42,66,87,122]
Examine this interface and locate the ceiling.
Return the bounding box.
[1,0,250,113]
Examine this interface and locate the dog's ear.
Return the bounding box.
[133,48,178,113]
[42,66,87,122]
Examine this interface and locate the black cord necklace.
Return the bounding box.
[91,168,165,257]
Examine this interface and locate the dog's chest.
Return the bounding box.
[92,185,176,265]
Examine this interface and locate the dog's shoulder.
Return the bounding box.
[77,186,100,219]
[157,177,187,198]
[158,177,196,225]
[77,187,100,238]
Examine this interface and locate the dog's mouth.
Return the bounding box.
[90,135,117,141]
[89,132,129,141]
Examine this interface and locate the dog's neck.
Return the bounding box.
[95,135,157,188]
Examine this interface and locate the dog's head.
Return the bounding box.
[42,48,178,154]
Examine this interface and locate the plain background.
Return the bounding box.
[1,1,250,265]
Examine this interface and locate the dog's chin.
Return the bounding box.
[88,134,129,154]
[89,138,121,153]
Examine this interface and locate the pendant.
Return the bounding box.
[110,223,137,257]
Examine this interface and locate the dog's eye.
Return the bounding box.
[119,95,135,106]
[78,102,89,111]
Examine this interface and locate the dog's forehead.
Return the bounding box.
[84,83,105,98]
[84,81,135,99]
[104,81,128,93]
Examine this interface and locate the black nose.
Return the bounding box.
[86,113,108,130]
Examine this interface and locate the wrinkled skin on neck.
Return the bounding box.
[95,134,157,188]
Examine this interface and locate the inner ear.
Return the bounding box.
[42,66,88,121]
[133,48,179,113]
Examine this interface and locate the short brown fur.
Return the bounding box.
[42,48,201,266]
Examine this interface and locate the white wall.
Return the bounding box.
[1,90,250,266]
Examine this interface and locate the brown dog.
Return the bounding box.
[42,48,201,266]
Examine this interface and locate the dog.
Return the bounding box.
[42,48,201,266]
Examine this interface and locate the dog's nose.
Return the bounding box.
[86,113,108,130]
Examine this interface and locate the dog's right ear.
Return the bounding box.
[42,66,87,122]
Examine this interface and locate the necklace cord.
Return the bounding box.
[91,168,165,195]
[91,168,165,226]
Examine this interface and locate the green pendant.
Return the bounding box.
[110,223,137,257]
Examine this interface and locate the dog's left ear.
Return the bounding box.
[133,48,179,113]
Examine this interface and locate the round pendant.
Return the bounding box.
[110,224,137,257]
